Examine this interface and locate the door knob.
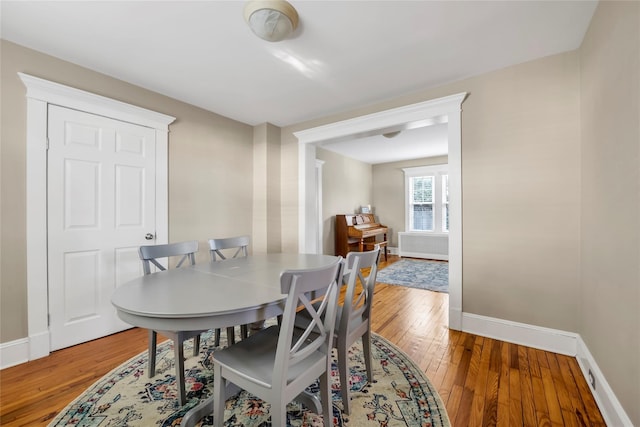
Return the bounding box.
[145,233,154,240]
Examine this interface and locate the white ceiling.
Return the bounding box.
[320,123,449,165]
[1,0,597,164]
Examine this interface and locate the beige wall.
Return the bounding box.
[0,40,254,343]
[284,51,582,333]
[580,2,640,424]
[3,5,638,420]
[316,148,372,255]
[462,52,582,332]
[372,156,448,247]
[282,12,639,419]
[252,123,282,253]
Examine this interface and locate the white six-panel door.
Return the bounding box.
[47,105,157,350]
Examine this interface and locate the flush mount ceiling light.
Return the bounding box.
[244,0,299,42]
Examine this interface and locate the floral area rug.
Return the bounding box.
[49,327,450,426]
[376,259,448,293]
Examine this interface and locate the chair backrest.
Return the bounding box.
[208,235,250,261]
[340,245,381,334]
[138,240,198,275]
[274,257,344,387]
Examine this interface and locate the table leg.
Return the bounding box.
[175,335,187,406]
[148,330,157,377]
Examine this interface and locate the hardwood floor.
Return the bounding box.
[0,256,605,426]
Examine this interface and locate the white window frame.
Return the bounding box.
[403,164,449,234]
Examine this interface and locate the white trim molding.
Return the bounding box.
[294,92,467,330]
[0,338,30,369]
[18,73,175,361]
[315,159,325,254]
[18,73,175,129]
[462,312,578,355]
[576,337,634,427]
[294,93,467,145]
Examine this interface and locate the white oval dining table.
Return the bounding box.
[111,252,339,426]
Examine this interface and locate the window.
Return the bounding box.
[409,175,434,231]
[404,165,448,233]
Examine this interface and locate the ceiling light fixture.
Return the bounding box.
[244,0,299,42]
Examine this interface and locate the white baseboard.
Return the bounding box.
[576,336,634,427]
[0,338,30,369]
[461,312,632,426]
[0,331,50,370]
[388,246,399,255]
[462,312,578,355]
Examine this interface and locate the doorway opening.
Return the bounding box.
[294,93,466,330]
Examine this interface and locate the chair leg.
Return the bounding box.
[148,330,157,378]
[192,334,201,357]
[226,327,236,345]
[174,337,187,406]
[214,328,221,347]
[320,370,333,427]
[338,343,351,415]
[240,324,249,339]
[270,396,287,427]
[362,331,374,383]
[213,364,226,427]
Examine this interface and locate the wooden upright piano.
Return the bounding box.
[335,213,388,261]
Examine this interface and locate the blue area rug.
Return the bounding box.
[376,259,448,293]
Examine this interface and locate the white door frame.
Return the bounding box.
[294,93,466,330]
[20,73,175,360]
[315,159,325,254]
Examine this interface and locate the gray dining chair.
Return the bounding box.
[296,245,381,415]
[213,257,344,427]
[208,235,251,345]
[208,235,250,261]
[138,240,206,392]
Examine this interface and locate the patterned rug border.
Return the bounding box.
[50,329,450,427]
[370,333,450,426]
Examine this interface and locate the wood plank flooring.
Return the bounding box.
[0,256,606,426]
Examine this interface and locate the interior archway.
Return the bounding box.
[294,93,466,330]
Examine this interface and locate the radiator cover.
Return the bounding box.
[398,232,448,260]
